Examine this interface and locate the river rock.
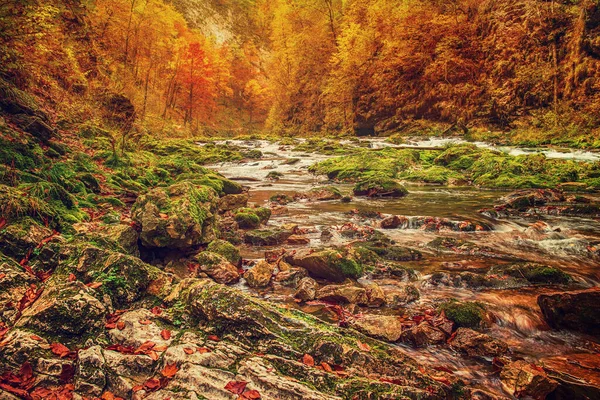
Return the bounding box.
[364,282,386,307]
[500,189,565,210]
[294,277,318,301]
[132,181,218,249]
[206,239,241,266]
[284,248,363,282]
[399,322,447,347]
[500,360,558,399]
[350,315,403,342]
[245,260,275,288]
[218,193,249,212]
[0,219,54,260]
[194,252,240,285]
[304,186,343,201]
[448,328,508,358]
[74,222,140,257]
[286,234,310,245]
[316,284,368,305]
[380,215,408,229]
[273,267,308,287]
[244,228,292,246]
[107,309,176,348]
[16,281,106,338]
[353,177,408,198]
[385,285,420,309]
[537,288,600,336]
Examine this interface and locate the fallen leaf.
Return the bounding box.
[30,335,43,341]
[207,335,220,342]
[51,342,71,358]
[86,282,103,289]
[150,306,163,315]
[136,341,156,353]
[302,353,315,367]
[321,362,333,372]
[144,378,161,390]
[154,344,168,352]
[224,380,247,395]
[117,321,126,330]
[139,319,152,325]
[161,329,171,340]
[183,347,194,355]
[148,350,159,361]
[161,363,178,378]
[68,273,76,282]
[0,273,6,280]
[197,347,211,354]
[357,340,371,352]
[240,389,261,399]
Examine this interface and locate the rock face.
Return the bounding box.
[16,281,106,337]
[448,328,508,358]
[245,260,275,288]
[132,181,218,249]
[194,252,240,284]
[537,288,600,336]
[285,248,363,282]
[350,315,403,342]
[500,360,558,399]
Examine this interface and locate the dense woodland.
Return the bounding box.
[1,0,600,140]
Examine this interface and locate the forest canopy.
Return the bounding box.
[1,0,600,138]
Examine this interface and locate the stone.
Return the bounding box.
[107,309,176,348]
[537,288,600,336]
[75,346,106,397]
[0,254,35,324]
[385,285,420,309]
[316,284,368,305]
[206,239,241,266]
[353,177,408,198]
[541,353,600,400]
[350,315,403,342]
[194,252,240,285]
[448,328,508,358]
[399,323,447,347]
[286,235,310,245]
[294,277,318,301]
[16,281,106,338]
[304,186,343,202]
[103,350,156,398]
[162,363,237,400]
[273,267,308,287]
[218,193,249,212]
[380,215,408,229]
[245,260,275,288]
[285,248,363,282]
[500,360,558,399]
[364,282,386,307]
[244,228,293,246]
[132,181,218,249]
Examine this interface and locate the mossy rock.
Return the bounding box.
[244,229,293,246]
[439,300,486,329]
[235,211,261,229]
[207,239,241,266]
[285,248,363,282]
[267,171,284,180]
[493,263,572,285]
[132,181,219,249]
[353,177,408,198]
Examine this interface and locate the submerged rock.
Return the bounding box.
[285,248,363,282]
[538,288,600,336]
[132,181,218,249]
[500,360,558,399]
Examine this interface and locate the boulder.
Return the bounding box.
[364,282,386,307]
[448,328,508,358]
[541,353,600,400]
[353,177,408,198]
[316,284,368,305]
[380,215,408,229]
[193,252,240,285]
[385,285,420,309]
[244,228,292,246]
[218,193,249,213]
[304,186,343,201]
[285,248,363,282]
[273,267,308,287]
[74,222,140,257]
[16,281,106,338]
[75,346,106,397]
[132,181,218,249]
[500,360,558,399]
[294,277,318,301]
[206,239,241,266]
[286,235,310,245]
[399,323,447,347]
[537,288,600,336]
[350,315,403,342]
[245,260,275,288]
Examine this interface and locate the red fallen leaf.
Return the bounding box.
[139,319,152,325]
[154,344,168,352]
[116,321,126,330]
[30,335,43,341]
[86,281,103,289]
[431,376,452,386]
[183,347,194,355]
[144,378,161,390]
[0,383,29,398]
[132,385,144,392]
[321,362,333,372]
[224,380,247,395]
[105,322,117,329]
[433,365,454,374]
[240,389,261,399]
[161,363,178,378]
[530,363,545,373]
[51,342,71,358]
[147,350,159,361]
[68,273,76,282]
[160,329,171,340]
[357,340,371,352]
[0,217,6,230]
[150,306,163,315]
[135,341,156,353]
[207,335,220,342]
[106,344,135,354]
[0,273,6,280]
[197,347,211,354]
[302,353,315,367]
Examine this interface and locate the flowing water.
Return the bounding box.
[207,139,600,397]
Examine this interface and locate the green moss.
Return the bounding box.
[439,300,486,329]
[235,211,261,229]
[498,263,572,285]
[353,176,408,197]
[206,239,241,266]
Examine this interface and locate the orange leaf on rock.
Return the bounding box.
[68,273,76,282]
[151,306,163,315]
[160,329,171,340]
[357,340,371,352]
[207,335,220,342]
[51,342,71,358]
[302,353,315,366]
[321,362,333,372]
[224,380,247,395]
[30,335,43,341]
[183,347,194,355]
[240,389,261,399]
[116,321,126,330]
[139,319,152,325]
[144,378,161,390]
[154,344,168,352]
[161,363,178,378]
[86,282,103,289]
[197,347,211,354]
